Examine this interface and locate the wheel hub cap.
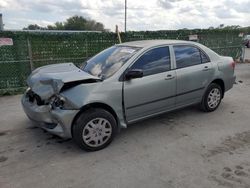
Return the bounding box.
[207,88,221,109]
[82,118,112,147]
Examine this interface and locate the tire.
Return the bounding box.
[72,108,117,151]
[200,83,222,112]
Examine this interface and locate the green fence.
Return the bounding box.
[0,29,248,95]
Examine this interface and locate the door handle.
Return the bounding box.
[202,66,211,71]
[165,74,175,80]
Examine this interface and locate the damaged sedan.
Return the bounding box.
[22,40,236,151]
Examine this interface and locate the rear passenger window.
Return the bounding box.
[174,45,209,68]
[130,46,170,76]
[200,50,210,63]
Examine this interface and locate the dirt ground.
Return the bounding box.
[0,63,250,188]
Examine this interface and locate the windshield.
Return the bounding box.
[82,46,141,79]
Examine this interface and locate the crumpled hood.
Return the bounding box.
[27,63,100,100]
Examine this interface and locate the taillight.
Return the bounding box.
[231,61,236,69]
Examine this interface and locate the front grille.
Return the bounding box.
[26,90,44,105]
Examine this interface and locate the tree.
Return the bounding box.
[223,25,241,30]
[23,24,46,30]
[217,24,240,30]
[63,16,105,31]
[23,15,105,31]
[64,16,87,30]
[208,25,241,30]
[47,22,64,30]
[219,24,225,29]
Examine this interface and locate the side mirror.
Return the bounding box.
[125,69,143,80]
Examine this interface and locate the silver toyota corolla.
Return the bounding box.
[22,40,236,151]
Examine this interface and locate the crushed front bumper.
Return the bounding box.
[21,93,79,138]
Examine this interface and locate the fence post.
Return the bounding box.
[85,38,88,58]
[116,25,122,44]
[27,38,34,71]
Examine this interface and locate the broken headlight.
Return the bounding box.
[53,96,65,108]
[50,95,74,109]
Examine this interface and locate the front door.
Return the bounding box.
[123,46,176,122]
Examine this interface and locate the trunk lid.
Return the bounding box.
[217,56,235,76]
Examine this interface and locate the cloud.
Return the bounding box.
[158,0,174,9]
[224,0,250,13]
[213,6,236,19]
[0,0,10,8]
[1,0,250,31]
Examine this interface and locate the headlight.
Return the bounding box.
[54,96,65,108]
[50,95,66,109]
[50,95,76,110]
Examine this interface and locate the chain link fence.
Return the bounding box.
[0,29,248,95]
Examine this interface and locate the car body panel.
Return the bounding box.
[61,80,127,129]
[124,70,176,122]
[21,40,236,138]
[175,62,215,106]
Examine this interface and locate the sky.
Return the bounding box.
[0,0,249,31]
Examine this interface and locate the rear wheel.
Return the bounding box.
[73,108,117,151]
[200,83,222,112]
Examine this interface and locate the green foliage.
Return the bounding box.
[24,15,105,31]
[23,24,47,30]
[222,25,241,30]
[64,16,87,30]
[213,24,241,30]
[47,22,64,30]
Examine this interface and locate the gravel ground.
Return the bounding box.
[0,63,250,188]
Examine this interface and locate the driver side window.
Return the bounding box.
[130,46,171,76]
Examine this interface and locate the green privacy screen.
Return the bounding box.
[0,29,248,94]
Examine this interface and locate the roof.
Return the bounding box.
[118,40,197,48]
[118,39,220,61]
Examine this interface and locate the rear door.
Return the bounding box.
[173,45,214,106]
[124,46,176,122]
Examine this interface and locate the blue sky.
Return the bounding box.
[0,0,249,31]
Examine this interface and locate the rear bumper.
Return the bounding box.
[21,94,79,138]
[225,75,236,92]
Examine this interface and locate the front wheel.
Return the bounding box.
[73,108,117,151]
[200,83,222,112]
